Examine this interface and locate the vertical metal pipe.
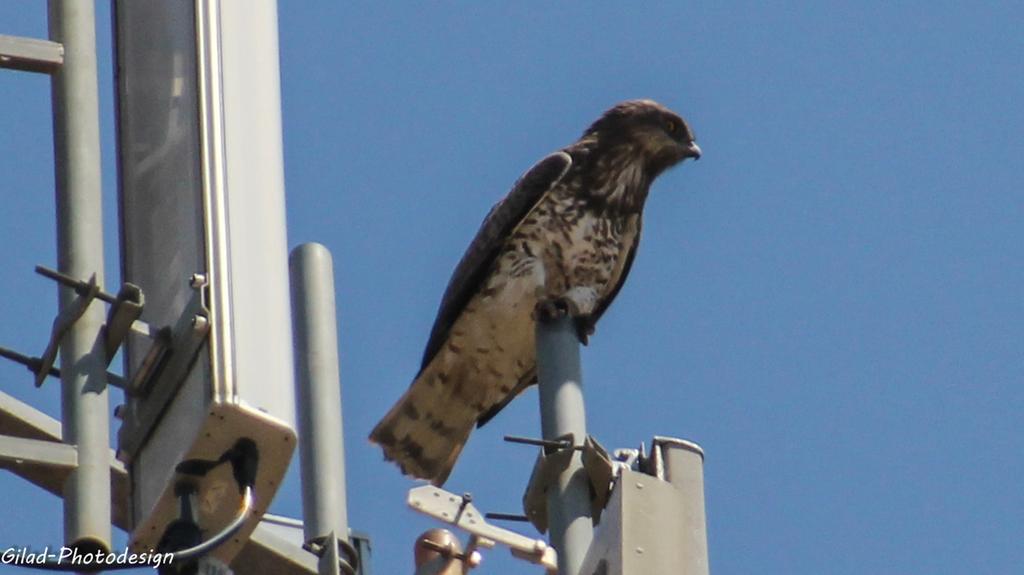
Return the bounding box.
[290,243,349,575]
[47,0,111,551]
[657,438,709,575]
[536,315,593,575]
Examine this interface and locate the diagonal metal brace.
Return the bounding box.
[34,273,100,387]
[0,34,63,74]
[408,485,557,573]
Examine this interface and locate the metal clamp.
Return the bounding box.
[303,532,359,575]
[516,434,616,533]
[0,266,148,390]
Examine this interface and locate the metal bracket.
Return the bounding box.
[302,531,359,575]
[103,283,145,365]
[117,284,210,462]
[126,325,173,396]
[0,266,151,390]
[408,485,558,573]
[517,434,616,533]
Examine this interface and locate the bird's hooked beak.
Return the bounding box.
[684,141,702,160]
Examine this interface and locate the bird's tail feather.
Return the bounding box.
[369,373,478,485]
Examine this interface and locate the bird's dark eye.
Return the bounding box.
[665,120,677,133]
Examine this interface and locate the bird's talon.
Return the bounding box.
[574,315,595,345]
[535,298,593,345]
[534,297,574,321]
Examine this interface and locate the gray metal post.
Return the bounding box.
[657,438,710,575]
[536,315,593,575]
[47,0,111,551]
[290,243,350,575]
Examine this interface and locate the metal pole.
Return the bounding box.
[536,315,593,575]
[657,438,710,575]
[47,0,111,552]
[290,243,350,575]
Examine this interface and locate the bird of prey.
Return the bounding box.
[370,99,701,485]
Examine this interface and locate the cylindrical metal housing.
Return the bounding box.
[290,243,350,575]
[656,437,709,575]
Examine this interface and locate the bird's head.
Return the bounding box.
[584,99,701,176]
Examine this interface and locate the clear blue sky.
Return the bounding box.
[2,2,1022,574]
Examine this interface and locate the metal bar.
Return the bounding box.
[0,390,62,441]
[0,434,78,469]
[0,33,63,73]
[0,344,128,390]
[535,314,593,575]
[47,0,111,551]
[290,243,350,575]
[35,264,118,304]
[0,391,132,530]
[485,513,531,523]
[654,437,710,575]
[504,435,575,450]
[0,345,61,379]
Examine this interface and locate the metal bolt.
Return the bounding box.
[415,529,462,568]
